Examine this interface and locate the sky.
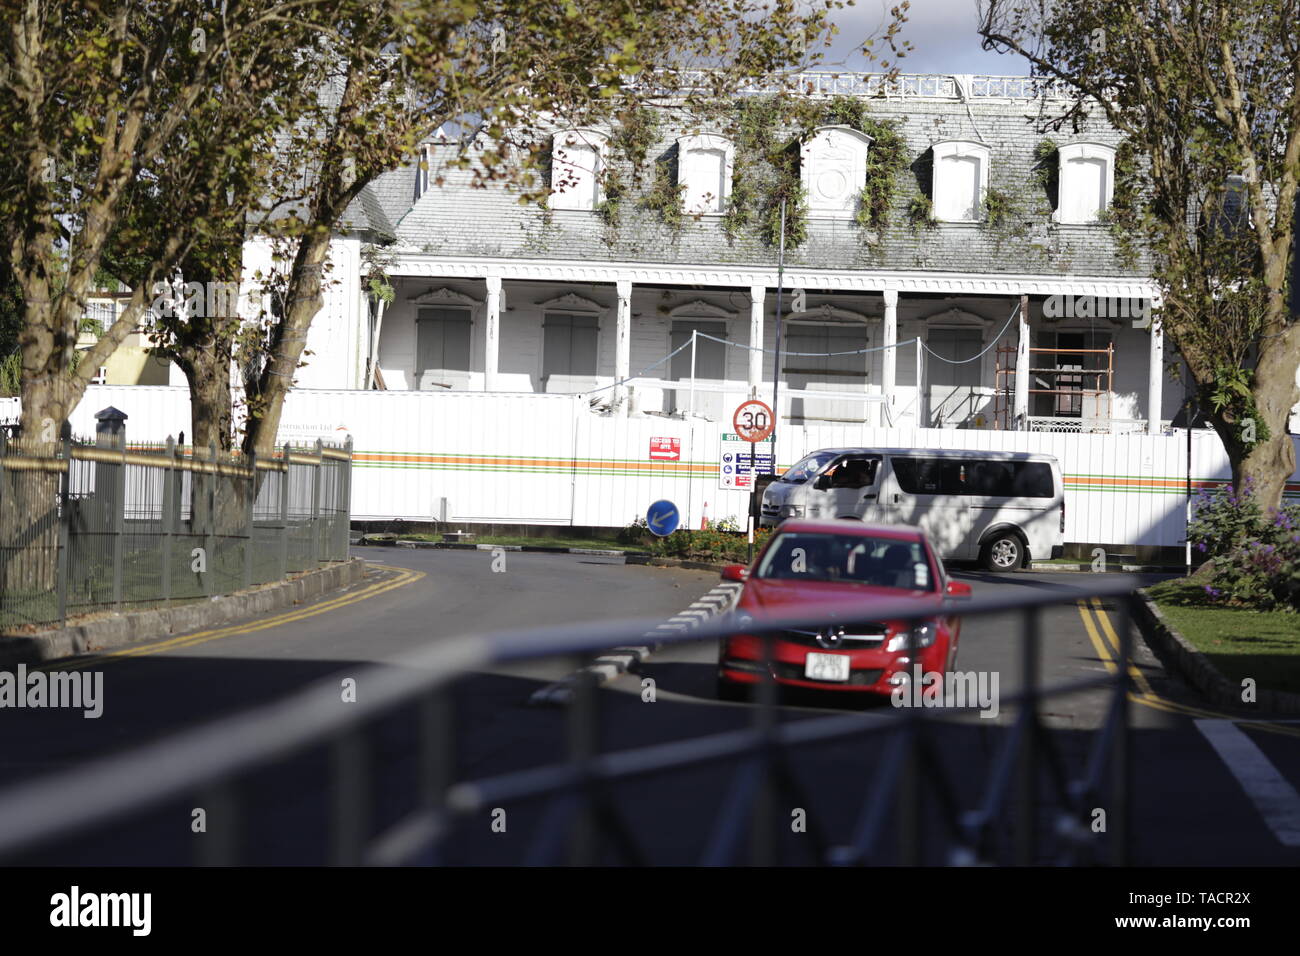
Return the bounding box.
[823,0,1029,75]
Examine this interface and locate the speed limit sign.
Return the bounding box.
[733,399,775,443]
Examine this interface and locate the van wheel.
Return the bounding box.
[835,515,860,521]
[979,533,1023,572]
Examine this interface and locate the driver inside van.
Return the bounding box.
[829,458,875,489]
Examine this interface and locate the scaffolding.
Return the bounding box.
[994,342,1115,431]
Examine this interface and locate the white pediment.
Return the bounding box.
[669,299,736,319]
[410,287,482,306]
[538,291,607,312]
[786,303,871,325]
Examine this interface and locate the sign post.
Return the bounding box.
[732,399,776,562]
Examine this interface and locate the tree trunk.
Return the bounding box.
[1238,326,1300,510]
[243,230,333,459]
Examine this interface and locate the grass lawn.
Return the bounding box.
[1145,577,1300,695]
[404,533,648,552]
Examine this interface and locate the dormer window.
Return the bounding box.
[1056,143,1114,224]
[801,126,873,218]
[677,134,734,214]
[550,129,608,211]
[932,141,989,222]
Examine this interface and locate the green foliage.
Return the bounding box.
[982,187,1022,231]
[856,118,908,234]
[620,519,772,562]
[640,159,684,233]
[906,195,936,231]
[1207,366,1271,453]
[1189,480,1300,610]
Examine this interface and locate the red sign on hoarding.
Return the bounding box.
[649,437,681,461]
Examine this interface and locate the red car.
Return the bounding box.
[716,519,971,700]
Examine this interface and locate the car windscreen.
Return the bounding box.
[756,532,937,592]
[778,451,839,484]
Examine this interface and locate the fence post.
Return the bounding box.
[204,441,216,598]
[243,450,256,589]
[162,437,175,606]
[340,436,353,561]
[278,442,290,579]
[311,439,322,567]
[56,431,71,626]
[111,429,125,610]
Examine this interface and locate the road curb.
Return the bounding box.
[1031,562,1182,573]
[374,538,632,557]
[0,559,368,667]
[529,579,743,706]
[1133,590,1300,717]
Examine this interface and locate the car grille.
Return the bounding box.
[773,662,885,686]
[780,624,889,649]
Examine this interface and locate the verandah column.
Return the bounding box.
[483,275,502,391]
[880,289,898,427]
[1014,293,1030,429]
[748,284,764,395]
[615,279,632,415]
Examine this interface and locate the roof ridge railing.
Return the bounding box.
[633,70,1079,101]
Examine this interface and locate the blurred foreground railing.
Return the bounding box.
[0,579,1140,866]
[0,426,353,629]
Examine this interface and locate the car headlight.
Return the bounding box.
[779,505,805,518]
[886,622,936,652]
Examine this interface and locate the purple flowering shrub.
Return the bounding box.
[1189,479,1300,611]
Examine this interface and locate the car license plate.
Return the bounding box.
[804,652,850,682]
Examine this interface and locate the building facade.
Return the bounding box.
[332,73,1209,435]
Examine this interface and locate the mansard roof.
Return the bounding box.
[384,73,1150,278]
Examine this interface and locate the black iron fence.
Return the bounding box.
[0,580,1139,866]
[0,431,353,629]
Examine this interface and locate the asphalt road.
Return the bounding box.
[2,546,1299,866]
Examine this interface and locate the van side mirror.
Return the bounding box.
[945,580,972,599]
[721,564,749,582]
[814,474,831,490]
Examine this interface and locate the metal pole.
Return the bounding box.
[769,199,786,474]
[56,433,71,626]
[279,442,290,578]
[688,329,698,419]
[341,436,354,561]
[204,441,216,598]
[111,431,125,609]
[162,436,175,606]
[311,439,323,567]
[243,451,256,589]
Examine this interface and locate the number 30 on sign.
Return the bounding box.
[732,399,775,443]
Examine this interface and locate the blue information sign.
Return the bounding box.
[646,499,680,537]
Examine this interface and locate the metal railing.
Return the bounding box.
[0,431,353,629]
[0,579,1139,866]
[641,71,1078,102]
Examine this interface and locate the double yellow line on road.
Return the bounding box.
[36,565,425,673]
[1076,596,1300,739]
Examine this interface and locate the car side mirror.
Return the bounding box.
[721,564,749,582]
[814,474,831,490]
[945,580,972,598]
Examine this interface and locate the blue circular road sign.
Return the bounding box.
[646,499,680,537]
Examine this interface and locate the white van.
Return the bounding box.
[759,447,1065,571]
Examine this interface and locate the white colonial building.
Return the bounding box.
[263,72,1294,436]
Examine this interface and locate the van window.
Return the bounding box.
[779,451,839,483]
[892,457,1055,498]
[826,457,879,489]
